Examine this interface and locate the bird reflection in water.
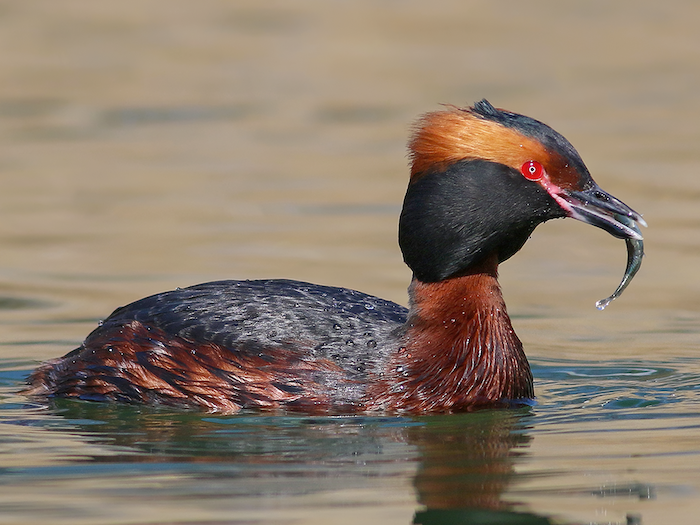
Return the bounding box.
[43,400,557,524]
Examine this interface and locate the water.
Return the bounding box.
[2,1,700,524]
[2,355,699,524]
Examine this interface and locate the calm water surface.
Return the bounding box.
[1,1,700,524]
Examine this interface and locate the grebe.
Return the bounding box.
[26,100,645,414]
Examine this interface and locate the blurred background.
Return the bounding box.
[1,1,699,524]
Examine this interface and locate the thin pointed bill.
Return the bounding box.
[558,185,646,309]
[561,186,646,240]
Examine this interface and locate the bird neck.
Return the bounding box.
[377,253,533,412]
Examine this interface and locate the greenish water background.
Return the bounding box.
[1,1,699,523]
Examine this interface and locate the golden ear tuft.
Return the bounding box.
[408,107,547,182]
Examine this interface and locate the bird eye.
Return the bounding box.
[521,160,543,181]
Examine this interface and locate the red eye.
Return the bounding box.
[521,160,543,181]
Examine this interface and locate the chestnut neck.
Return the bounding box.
[377,253,533,412]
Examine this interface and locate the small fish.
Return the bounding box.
[596,214,645,310]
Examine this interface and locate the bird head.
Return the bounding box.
[399,99,645,283]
